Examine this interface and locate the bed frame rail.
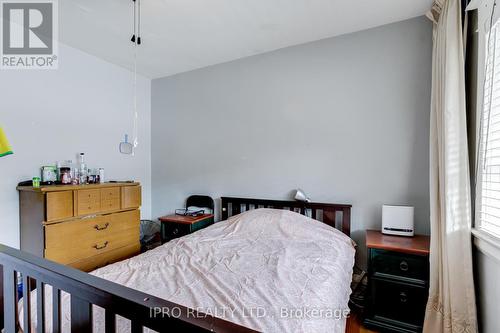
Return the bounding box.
[221,197,351,236]
[0,244,257,333]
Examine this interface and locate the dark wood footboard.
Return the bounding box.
[0,244,258,333]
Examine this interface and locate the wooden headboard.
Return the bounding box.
[221,197,351,236]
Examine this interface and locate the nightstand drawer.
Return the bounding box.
[371,249,429,282]
[370,278,427,328]
[191,217,213,232]
[160,213,214,243]
[163,223,191,241]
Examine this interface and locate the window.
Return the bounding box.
[478,19,500,238]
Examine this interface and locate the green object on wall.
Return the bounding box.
[0,127,13,157]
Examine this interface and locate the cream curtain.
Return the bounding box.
[424,0,478,332]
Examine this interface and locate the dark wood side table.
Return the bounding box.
[363,230,430,333]
[159,214,214,244]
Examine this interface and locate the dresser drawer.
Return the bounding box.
[68,243,140,272]
[76,189,102,216]
[371,249,429,282]
[121,186,141,209]
[45,210,140,250]
[45,227,139,264]
[100,187,121,212]
[46,191,74,222]
[370,278,428,328]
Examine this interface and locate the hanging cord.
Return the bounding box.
[475,0,497,184]
[137,0,142,45]
[483,18,497,169]
[130,0,140,151]
[133,31,139,149]
[131,0,136,43]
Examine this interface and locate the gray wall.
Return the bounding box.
[0,43,151,249]
[151,16,432,264]
[475,250,500,333]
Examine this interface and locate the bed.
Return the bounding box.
[1,197,354,333]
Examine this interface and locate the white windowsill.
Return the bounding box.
[472,228,500,263]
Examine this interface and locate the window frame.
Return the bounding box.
[471,0,500,258]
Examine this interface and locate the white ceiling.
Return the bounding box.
[60,0,432,79]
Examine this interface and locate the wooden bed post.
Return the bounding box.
[71,295,92,332]
[342,207,351,236]
[322,208,336,228]
[1,265,16,333]
[221,197,229,220]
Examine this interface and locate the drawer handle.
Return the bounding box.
[94,223,110,231]
[399,260,409,272]
[93,241,109,250]
[399,291,408,303]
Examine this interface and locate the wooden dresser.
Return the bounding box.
[364,230,430,333]
[17,183,141,272]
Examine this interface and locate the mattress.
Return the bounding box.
[19,208,356,332]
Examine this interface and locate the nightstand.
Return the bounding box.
[364,230,430,333]
[159,214,214,243]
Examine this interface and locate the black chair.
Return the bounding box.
[186,195,214,214]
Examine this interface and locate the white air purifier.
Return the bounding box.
[382,205,414,237]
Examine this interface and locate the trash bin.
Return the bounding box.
[140,219,161,251]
